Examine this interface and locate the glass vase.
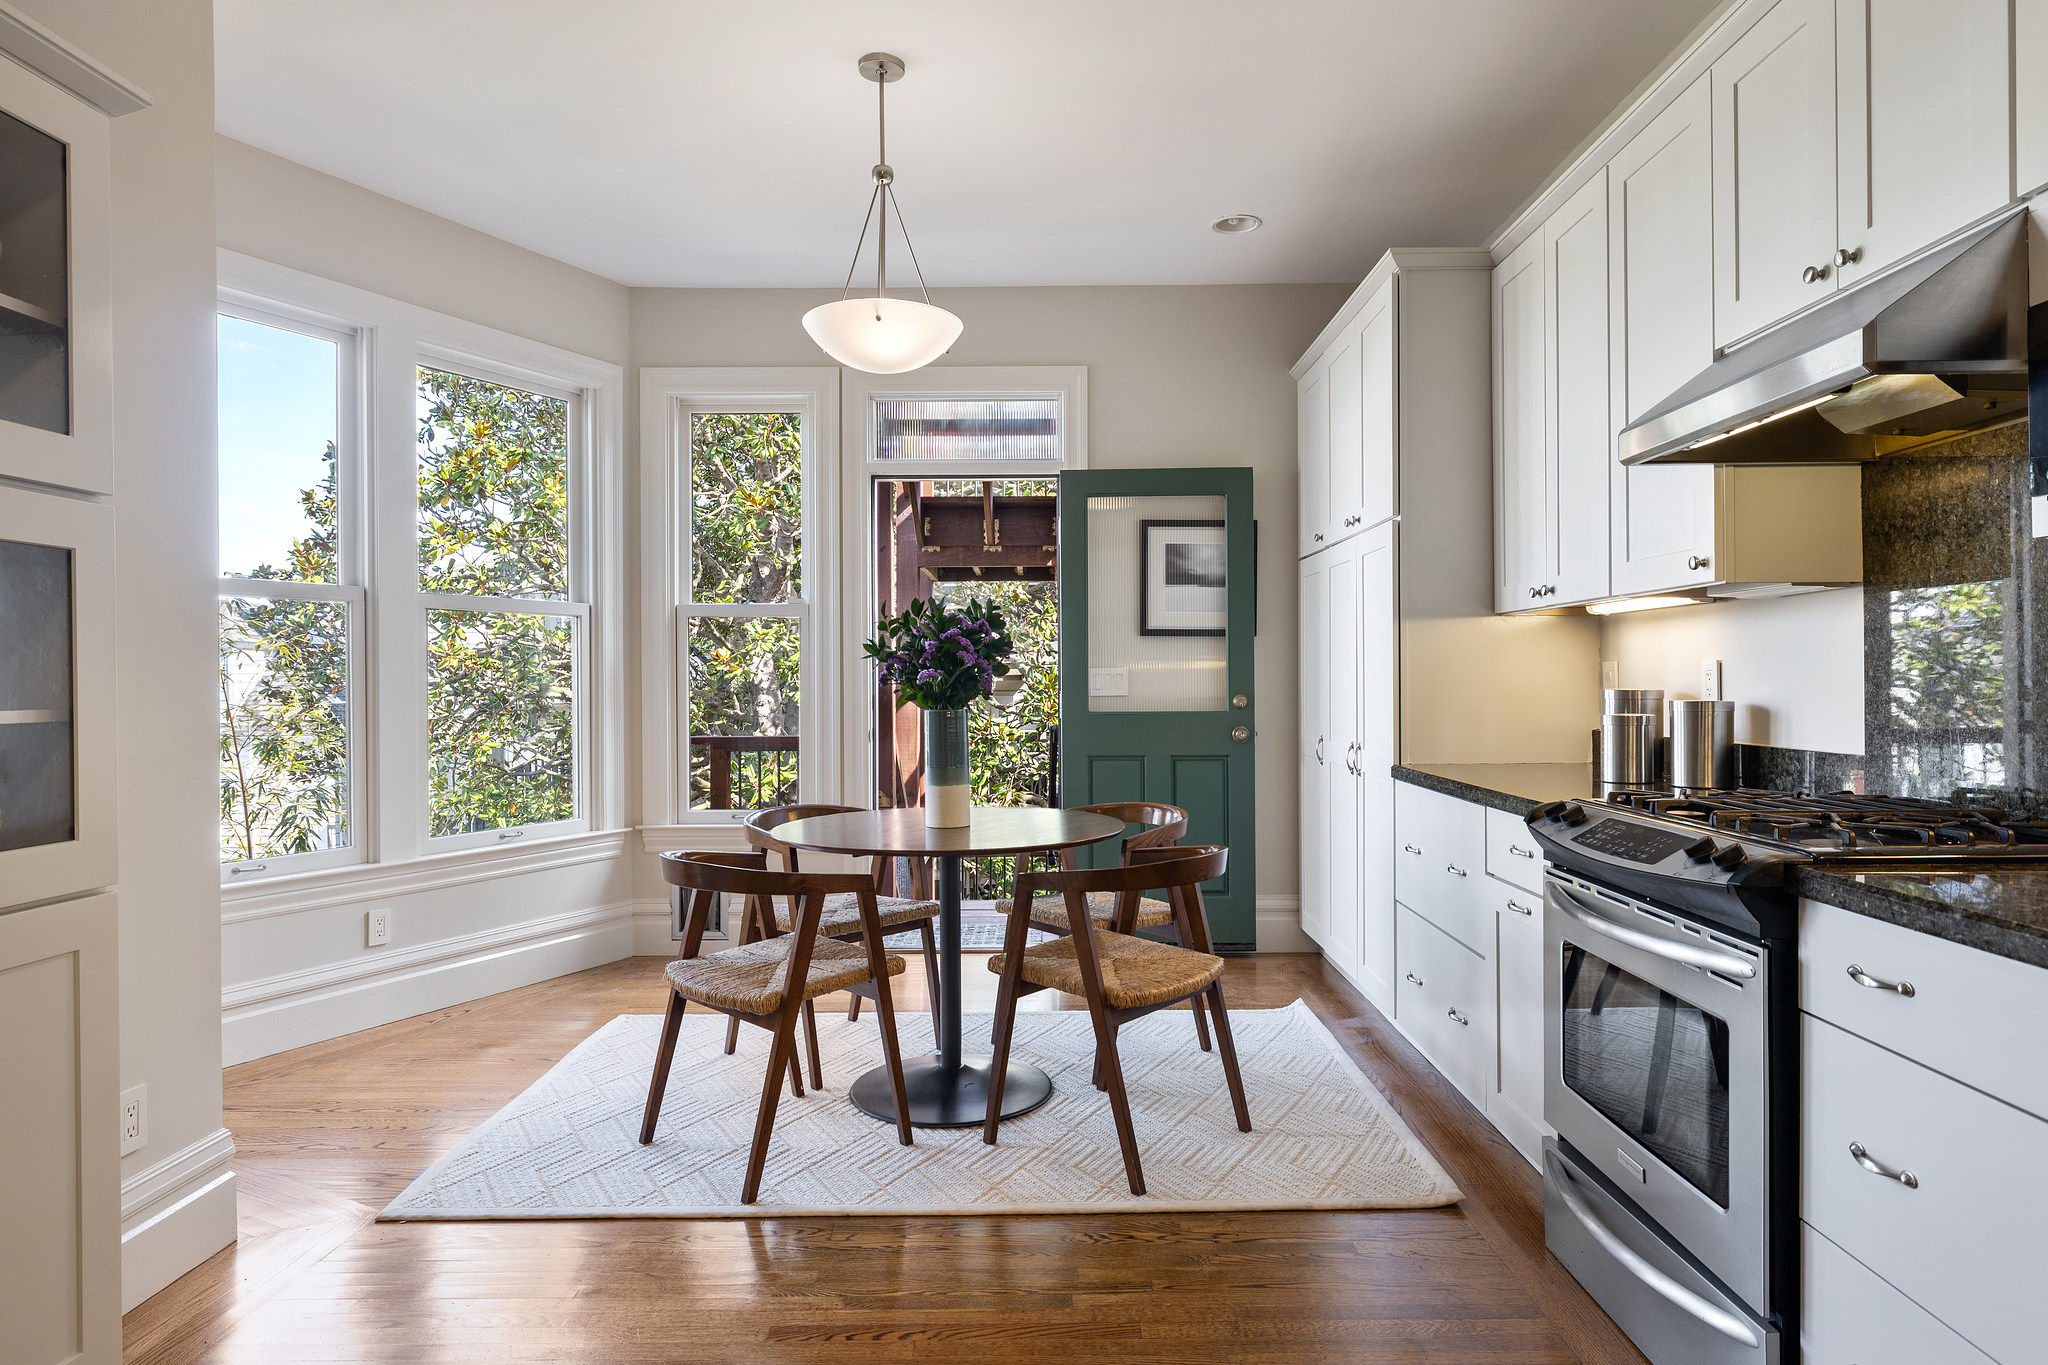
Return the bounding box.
[923,706,971,827]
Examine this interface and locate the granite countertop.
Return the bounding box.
[1390,763,2048,971]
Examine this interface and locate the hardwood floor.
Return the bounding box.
[124,953,1647,1364]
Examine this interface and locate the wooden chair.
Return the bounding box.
[643,850,913,1205]
[738,805,944,1086]
[982,845,1251,1195]
[992,801,1215,1048]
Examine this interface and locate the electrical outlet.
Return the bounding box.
[1089,667,1129,697]
[1600,661,1620,690]
[120,1084,147,1155]
[1702,659,1723,701]
[366,909,392,947]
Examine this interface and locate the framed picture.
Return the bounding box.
[1139,519,1226,636]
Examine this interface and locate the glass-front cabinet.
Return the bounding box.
[0,56,114,495]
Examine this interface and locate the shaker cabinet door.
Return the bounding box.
[1323,543,1362,973]
[1712,0,1838,347]
[1544,169,1611,607]
[1608,76,1719,596]
[1493,235,1547,613]
[1836,0,2011,286]
[1356,279,1397,533]
[1296,554,1330,946]
[1297,361,1330,556]
[2021,0,2048,197]
[1354,521,1397,1010]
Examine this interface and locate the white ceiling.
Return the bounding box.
[215,0,1720,289]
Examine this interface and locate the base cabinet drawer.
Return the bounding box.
[1800,897,2048,1120]
[1801,1222,1993,1365]
[1395,785,1488,953]
[1485,806,1543,892]
[1802,1014,2048,1365]
[1396,903,1494,1106]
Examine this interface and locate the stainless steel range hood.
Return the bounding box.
[1619,210,2036,465]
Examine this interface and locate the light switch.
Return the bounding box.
[1089,667,1129,697]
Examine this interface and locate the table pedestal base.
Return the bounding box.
[849,1054,1053,1129]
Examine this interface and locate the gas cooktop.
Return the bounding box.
[1526,786,2048,940]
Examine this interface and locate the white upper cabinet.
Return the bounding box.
[2014,0,2048,197]
[1318,279,1396,548]
[1608,76,1718,596]
[1544,171,1612,607]
[1494,174,1612,613]
[1297,359,1330,555]
[1712,0,1839,347]
[1836,0,2011,286]
[1492,235,1546,612]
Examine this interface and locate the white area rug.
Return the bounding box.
[380,1000,1462,1219]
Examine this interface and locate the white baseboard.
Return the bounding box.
[1255,895,1318,953]
[121,1126,238,1312]
[222,901,635,1065]
[632,897,677,956]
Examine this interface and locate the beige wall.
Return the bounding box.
[1600,588,1865,755]
[629,284,1349,904]
[216,136,629,364]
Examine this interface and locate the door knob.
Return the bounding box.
[1230,725,1250,743]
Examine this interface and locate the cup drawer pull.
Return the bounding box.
[1846,964,1915,997]
[1849,1141,1919,1189]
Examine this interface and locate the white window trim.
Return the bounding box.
[836,366,1087,812]
[638,368,840,830]
[217,249,626,897]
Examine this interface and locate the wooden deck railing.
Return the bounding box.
[690,734,799,810]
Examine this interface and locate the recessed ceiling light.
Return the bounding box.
[1211,215,1262,234]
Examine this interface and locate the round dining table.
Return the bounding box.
[774,805,1126,1128]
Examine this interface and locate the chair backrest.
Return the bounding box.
[660,848,875,965]
[1018,844,1228,951]
[1069,801,1188,862]
[743,804,891,885]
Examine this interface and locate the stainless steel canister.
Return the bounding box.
[1599,713,1658,786]
[1669,700,1735,790]
[1601,689,1665,781]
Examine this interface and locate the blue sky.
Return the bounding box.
[217,314,336,580]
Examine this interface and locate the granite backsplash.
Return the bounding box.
[1860,418,2044,811]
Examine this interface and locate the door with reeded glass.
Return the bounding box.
[1056,467,1256,948]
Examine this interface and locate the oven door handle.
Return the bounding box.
[1550,884,1758,980]
[1545,1150,1764,1349]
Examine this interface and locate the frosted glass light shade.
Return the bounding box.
[802,297,963,374]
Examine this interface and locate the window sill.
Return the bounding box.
[637,824,755,855]
[220,828,630,924]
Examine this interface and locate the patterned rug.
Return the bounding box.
[379,1000,1463,1219]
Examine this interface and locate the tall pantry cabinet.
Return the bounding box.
[1294,251,1596,1014]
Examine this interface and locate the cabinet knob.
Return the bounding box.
[1687,555,1709,571]
[1315,533,1324,542]
[1834,246,1862,268]
[1529,586,1540,599]
[1801,263,1831,285]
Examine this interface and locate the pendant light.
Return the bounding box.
[802,53,963,374]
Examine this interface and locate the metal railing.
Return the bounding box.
[690,734,798,810]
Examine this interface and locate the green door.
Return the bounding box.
[1057,467,1257,949]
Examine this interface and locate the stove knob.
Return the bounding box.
[1684,837,1717,864]
[1559,804,1591,827]
[1530,801,1565,822]
[1712,843,1748,870]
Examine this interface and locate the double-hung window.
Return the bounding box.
[219,258,618,883]
[218,309,363,876]
[418,363,585,847]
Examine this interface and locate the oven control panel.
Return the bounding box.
[1567,821,1696,865]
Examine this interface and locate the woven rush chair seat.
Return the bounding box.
[771,892,940,937]
[995,889,1174,932]
[667,935,906,1016]
[989,930,1224,1011]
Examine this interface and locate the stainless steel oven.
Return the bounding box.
[1544,868,1779,1364]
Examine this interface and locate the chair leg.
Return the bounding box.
[1087,1003,1145,1195]
[638,991,688,1145]
[802,999,824,1090]
[867,978,915,1148]
[742,1020,796,1205]
[846,992,863,1022]
[982,951,1023,1145]
[918,918,942,1033]
[1206,981,1252,1133]
[1189,992,1213,1052]
[786,1045,805,1099]
[724,897,761,1056]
